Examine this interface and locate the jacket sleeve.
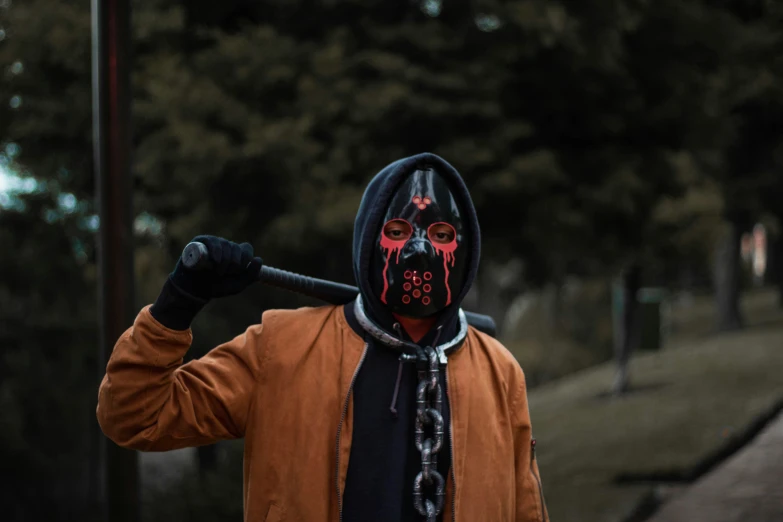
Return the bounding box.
[96,305,265,452]
[512,371,549,522]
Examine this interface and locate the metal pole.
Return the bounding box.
[91,0,139,520]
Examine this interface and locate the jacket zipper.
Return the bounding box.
[530,441,548,522]
[336,342,369,522]
[445,364,456,522]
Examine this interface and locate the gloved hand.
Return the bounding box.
[150,235,263,330]
[170,235,263,301]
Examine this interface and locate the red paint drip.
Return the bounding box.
[379,233,406,304]
[432,238,458,306]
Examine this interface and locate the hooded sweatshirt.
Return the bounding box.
[341,153,481,522]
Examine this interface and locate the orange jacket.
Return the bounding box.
[97,304,548,522]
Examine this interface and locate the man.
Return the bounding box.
[97,152,548,522]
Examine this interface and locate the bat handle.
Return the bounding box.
[181,241,266,277]
[257,266,359,304]
[180,242,354,302]
[181,242,211,270]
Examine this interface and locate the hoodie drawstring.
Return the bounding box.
[389,359,404,418]
[389,323,444,418]
[390,322,405,418]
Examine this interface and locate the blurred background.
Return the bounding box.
[1,1,782,521]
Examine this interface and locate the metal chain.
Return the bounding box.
[412,347,446,521]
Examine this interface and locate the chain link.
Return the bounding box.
[412,346,446,520]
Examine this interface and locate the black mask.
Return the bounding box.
[369,168,469,318]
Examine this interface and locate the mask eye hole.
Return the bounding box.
[428,223,456,244]
[383,219,412,241]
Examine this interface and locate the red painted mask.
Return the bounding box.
[370,168,469,318]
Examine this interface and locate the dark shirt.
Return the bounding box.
[341,300,453,522]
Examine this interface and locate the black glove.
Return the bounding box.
[150,235,263,330]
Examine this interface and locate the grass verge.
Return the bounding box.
[527,315,783,522]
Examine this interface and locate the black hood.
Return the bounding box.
[352,153,481,338]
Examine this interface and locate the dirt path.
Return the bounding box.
[647,411,783,522]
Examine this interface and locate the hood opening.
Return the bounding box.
[352,152,481,342]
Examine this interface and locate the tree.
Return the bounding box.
[694,0,783,328]
[468,0,740,392]
[0,2,101,519]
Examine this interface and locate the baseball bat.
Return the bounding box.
[181,241,497,337]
